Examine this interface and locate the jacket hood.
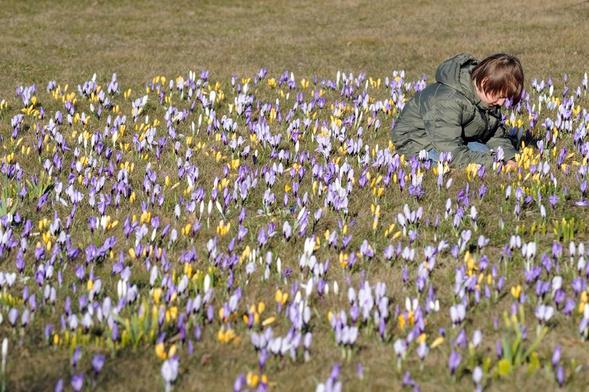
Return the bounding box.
[435,53,481,105]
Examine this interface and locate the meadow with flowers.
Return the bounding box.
[2,65,589,391]
[2,1,589,391]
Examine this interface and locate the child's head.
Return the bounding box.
[471,53,524,105]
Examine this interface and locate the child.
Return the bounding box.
[391,53,524,169]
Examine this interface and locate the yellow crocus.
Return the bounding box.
[510,285,522,299]
[155,342,167,360]
[431,336,445,349]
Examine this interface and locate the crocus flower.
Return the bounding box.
[552,345,561,368]
[1,338,7,380]
[548,195,560,208]
[92,354,105,376]
[556,366,565,387]
[416,341,429,362]
[563,298,576,315]
[448,351,461,376]
[161,356,180,392]
[450,304,466,326]
[455,329,468,349]
[394,338,407,369]
[535,304,555,324]
[472,330,482,348]
[315,363,342,392]
[234,373,247,392]
[71,373,84,392]
[402,371,415,388]
[8,308,18,327]
[20,308,30,327]
[71,346,82,369]
[472,366,483,391]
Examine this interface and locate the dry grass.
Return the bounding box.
[1,0,589,94]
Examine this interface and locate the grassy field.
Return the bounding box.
[1,0,589,94]
[1,0,589,391]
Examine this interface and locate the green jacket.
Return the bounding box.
[391,53,517,168]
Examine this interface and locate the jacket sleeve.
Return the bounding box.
[484,124,518,162]
[422,100,496,168]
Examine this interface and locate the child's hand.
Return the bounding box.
[505,160,518,172]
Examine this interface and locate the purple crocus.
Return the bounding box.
[15,251,25,272]
[455,329,468,349]
[92,354,105,376]
[556,365,565,387]
[71,373,84,392]
[53,378,64,392]
[563,298,576,315]
[71,346,82,369]
[402,371,415,387]
[8,308,19,327]
[21,308,30,327]
[496,340,503,359]
[237,225,248,243]
[448,351,461,376]
[548,195,560,208]
[233,373,246,392]
[552,345,561,368]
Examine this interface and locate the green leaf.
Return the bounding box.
[110,312,126,326]
[483,357,492,374]
[512,334,522,365]
[522,326,547,361]
[502,337,513,364]
[133,331,144,349]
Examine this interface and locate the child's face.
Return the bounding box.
[476,78,507,107]
[477,89,506,107]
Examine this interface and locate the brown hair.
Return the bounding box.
[471,53,524,105]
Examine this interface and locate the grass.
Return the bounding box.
[1,0,589,391]
[1,0,589,94]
